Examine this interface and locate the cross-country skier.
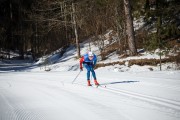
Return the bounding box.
[80,51,99,86]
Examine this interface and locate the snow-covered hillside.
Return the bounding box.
[0,37,180,120]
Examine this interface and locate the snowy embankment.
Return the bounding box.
[0,70,180,120]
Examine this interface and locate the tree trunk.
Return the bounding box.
[72,2,80,58]
[123,0,137,55]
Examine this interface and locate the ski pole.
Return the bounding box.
[72,70,82,84]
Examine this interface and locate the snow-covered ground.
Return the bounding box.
[0,37,180,120]
[0,70,180,120]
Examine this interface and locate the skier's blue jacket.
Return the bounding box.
[80,53,97,68]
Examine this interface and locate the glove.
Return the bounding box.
[80,66,83,71]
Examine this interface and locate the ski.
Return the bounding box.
[95,84,106,88]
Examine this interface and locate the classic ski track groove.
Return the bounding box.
[74,83,180,112]
[97,85,180,111]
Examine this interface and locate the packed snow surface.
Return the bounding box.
[0,70,180,120]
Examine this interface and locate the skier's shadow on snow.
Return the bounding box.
[102,81,139,85]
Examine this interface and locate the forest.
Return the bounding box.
[0,0,179,60]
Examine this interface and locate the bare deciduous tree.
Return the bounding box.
[123,0,137,55]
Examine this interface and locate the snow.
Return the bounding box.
[0,35,180,120]
[0,70,180,120]
[133,16,146,30]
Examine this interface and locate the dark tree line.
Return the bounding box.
[0,0,179,60]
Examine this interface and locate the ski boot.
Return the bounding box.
[94,80,99,86]
[87,80,92,86]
